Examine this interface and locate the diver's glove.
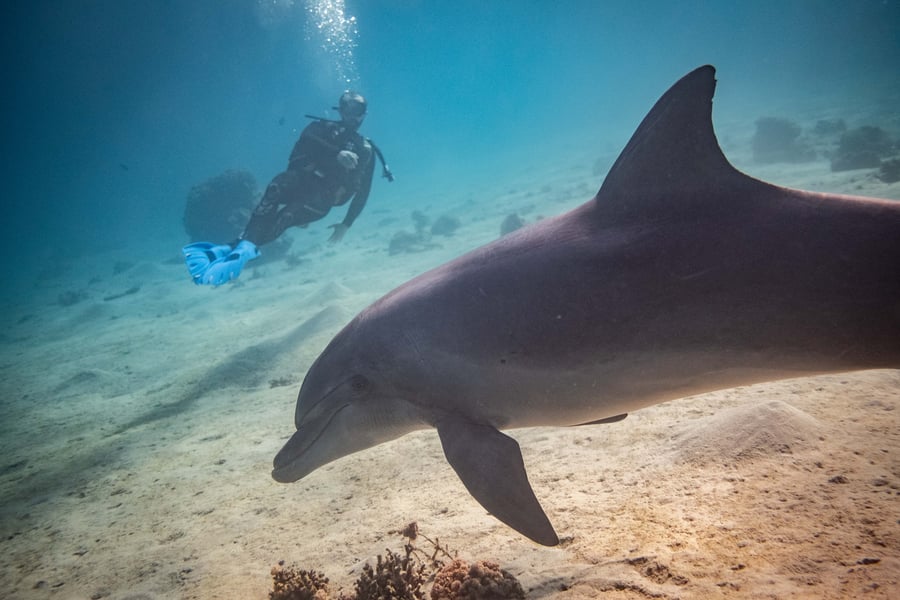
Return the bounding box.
[195,240,260,286]
[336,150,359,169]
[182,242,233,283]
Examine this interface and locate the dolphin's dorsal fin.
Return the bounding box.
[437,416,559,546]
[595,65,743,217]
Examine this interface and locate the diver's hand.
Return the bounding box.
[336,150,359,169]
[327,223,349,243]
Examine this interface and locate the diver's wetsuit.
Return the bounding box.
[241,119,375,246]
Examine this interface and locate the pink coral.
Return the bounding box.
[431,559,524,600]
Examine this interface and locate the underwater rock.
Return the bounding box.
[430,559,525,600]
[831,125,895,172]
[499,214,525,237]
[183,169,257,242]
[831,151,882,172]
[751,117,816,164]
[388,231,440,255]
[879,158,900,184]
[813,118,846,137]
[430,215,462,236]
[411,210,430,235]
[389,212,449,254]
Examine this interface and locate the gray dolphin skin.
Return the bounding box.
[273,65,900,546]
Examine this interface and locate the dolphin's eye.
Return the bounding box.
[349,374,370,394]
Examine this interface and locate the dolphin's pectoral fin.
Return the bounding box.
[436,416,559,546]
[576,413,628,426]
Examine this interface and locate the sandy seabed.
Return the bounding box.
[1,112,899,599]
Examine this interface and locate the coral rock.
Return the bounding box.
[411,211,430,235]
[431,559,524,600]
[499,214,525,237]
[430,215,462,236]
[269,564,330,600]
[388,231,440,255]
[751,117,815,164]
[813,118,846,137]
[353,546,427,600]
[831,125,895,172]
[879,158,900,184]
[183,169,257,242]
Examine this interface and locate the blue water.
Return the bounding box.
[3,0,899,300]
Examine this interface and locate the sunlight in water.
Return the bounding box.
[304,0,359,86]
[254,0,360,87]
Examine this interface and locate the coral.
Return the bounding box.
[265,523,522,600]
[388,231,440,255]
[838,125,894,156]
[351,545,427,600]
[389,212,463,254]
[499,214,525,237]
[269,563,330,600]
[394,521,456,571]
[751,117,815,164]
[831,125,894,172]
[879,158,900,184]
[831,151,881,172]
[430,559,525,600]
[813,118,846,137]
[411,211,430,235]
[183,169,257,242]
[430,215,462,236]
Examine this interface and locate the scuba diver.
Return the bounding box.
[182,90,393,286]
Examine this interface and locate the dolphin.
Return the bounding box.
[272,65,900,546]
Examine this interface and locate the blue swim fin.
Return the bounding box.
[196,240,260,286]
[182,242,233,283]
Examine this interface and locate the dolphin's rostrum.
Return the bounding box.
[273,66,900,546]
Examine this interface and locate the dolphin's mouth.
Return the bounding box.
[271,403,347,483]
[271,432,311,483]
